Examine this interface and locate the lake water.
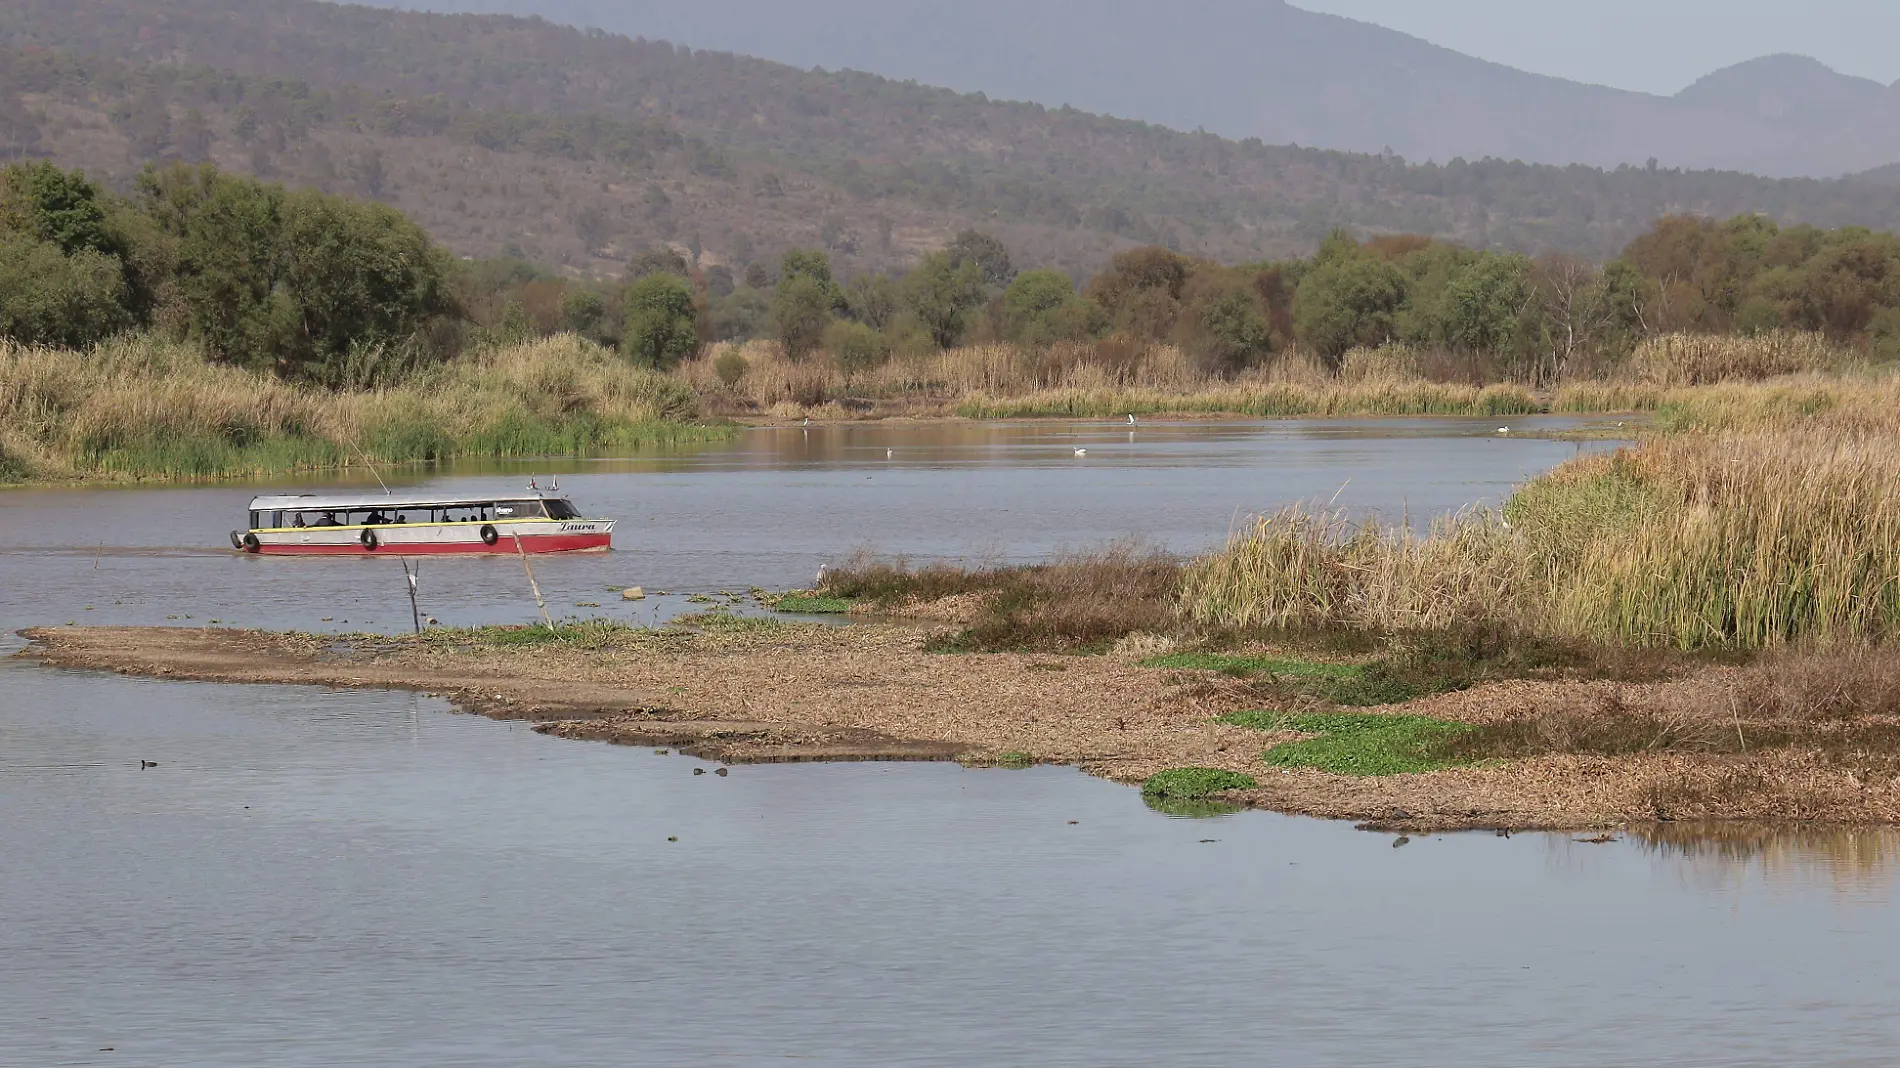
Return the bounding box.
[4,418,1898,1067]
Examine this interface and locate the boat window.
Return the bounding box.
[545,498,581,520]
[495,499,549,518]
[250,511,261,530]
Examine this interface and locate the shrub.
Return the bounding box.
[713,345,748,387]
[824,319,891,377]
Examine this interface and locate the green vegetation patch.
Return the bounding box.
[1141,767,1259,800]
[772,593,855,614]
[421,619,646,650]
[670,611,797,634]
[993,751,1035,768]
[1140,651,1363,679]
[1226,710,1477,777]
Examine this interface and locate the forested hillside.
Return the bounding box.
[5,0,1900,279]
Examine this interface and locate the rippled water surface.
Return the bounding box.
[4,420,1898,1067]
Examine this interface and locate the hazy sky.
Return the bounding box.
[1294,0,1900,94]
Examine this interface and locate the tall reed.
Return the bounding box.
[1552,374,1900,432]
[1181,428,1900,649]
[1623,331,1859,386]
[684,339,1540,418]
[0,334,724,482]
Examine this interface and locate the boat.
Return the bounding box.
[230,487,615,555]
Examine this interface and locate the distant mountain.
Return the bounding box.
[7,0,1900,278]
[373,0,1900,178]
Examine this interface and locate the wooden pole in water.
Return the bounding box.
[400,559,422,635]
[510,530,554,630]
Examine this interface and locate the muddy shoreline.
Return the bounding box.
[20,624,1900,832]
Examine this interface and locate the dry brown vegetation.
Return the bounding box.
[820,547,1182,653]
[0,334,718,481]
[680,340,1545,420]
[1181,426,1900,649]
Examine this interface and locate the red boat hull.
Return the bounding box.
[254,532,612,555]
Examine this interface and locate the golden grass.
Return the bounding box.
[1623,331,1860,386]
[1182,427,1900,649]
[0,334,723,482]
[683,340,1540,418]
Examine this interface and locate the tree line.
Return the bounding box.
[1,161,455,385]
[9,159,1900,388]
[485,215,1900,384]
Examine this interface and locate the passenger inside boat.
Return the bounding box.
[315,512,340,527]
[365,510,387,526]
[293,514,307,528]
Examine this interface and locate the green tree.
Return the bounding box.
[627,246,689,280]
[274,187,455,377]
[139,164,453,382]
[712,285,771,341]
[622,272,699,368]
[772,274,833,360]
[561,288,610,344]
[773,249,842,358]
[1,161,115,256]
[138,164,290,368]
[947,229,1015,288]
[1438,252,1532,356]
[780,248,838,292]
[844,273,903,329]
[1001,269,1096,345]
[1291,256,1409,362]
[904,250,986,349]
[1192,283,1274,371]
[0,232,131,347]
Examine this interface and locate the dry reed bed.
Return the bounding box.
[683,340,1543,419]
[1182,427,1900,649]
[0,335,716,481]
[688,331,1887,422]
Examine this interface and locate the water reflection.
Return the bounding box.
[6,419,1900,1067]
[1629,823,1900,897]
[1142,797,1246,819]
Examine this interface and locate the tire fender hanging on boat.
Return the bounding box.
[360,527,380,551]
[480,524,500,546]
[241,532,261,553]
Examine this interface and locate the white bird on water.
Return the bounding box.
[1074,447,1088,457]
[1127,414,1137,425]
[802,417,811,427]
[886,448,894,459]
[1496,426,1510,435]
